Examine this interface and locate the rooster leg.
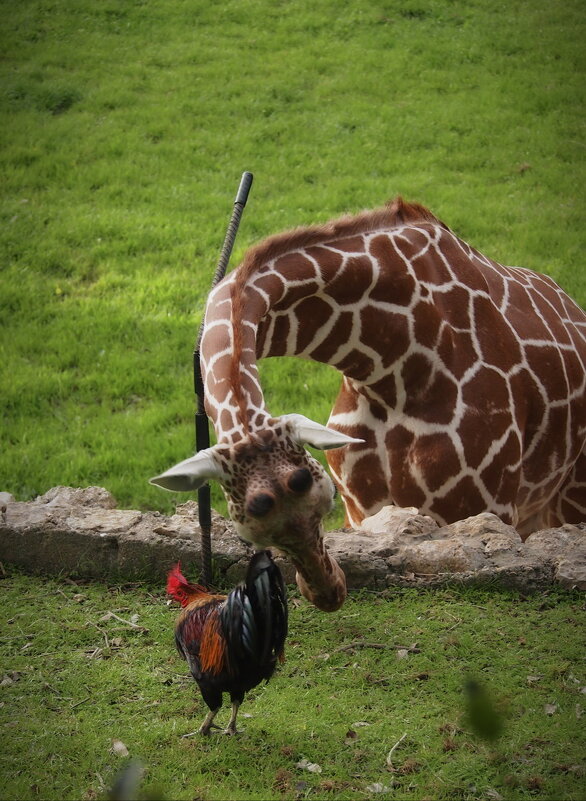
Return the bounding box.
[198,707,222,736]
[193,687,223,736]
[223,700,240,735]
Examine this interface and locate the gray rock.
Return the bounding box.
[524,524,586,590]
[39,485,117,508]
[359,505,439,540]
[0,492,15,507]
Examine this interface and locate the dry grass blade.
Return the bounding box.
[386,732,408,770]
[99,611,149,632]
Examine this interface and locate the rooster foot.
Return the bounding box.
[190,707,223,736]
[181,723,222,738]
[199,722,223,737]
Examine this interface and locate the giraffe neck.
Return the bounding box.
[200,277,271,442]
[200,214,432,443]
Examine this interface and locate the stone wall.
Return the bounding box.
[1,486,585,593]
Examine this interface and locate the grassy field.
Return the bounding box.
[1,4,585,799]
[1,0,585,517]
[0,570,584,801]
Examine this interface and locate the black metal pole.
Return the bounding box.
[194,172,253,585]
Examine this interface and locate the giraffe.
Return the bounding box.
[151,197,586,611]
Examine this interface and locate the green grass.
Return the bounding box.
[1,0,585,518]
[1,7,585,796]
[0,570,584,801]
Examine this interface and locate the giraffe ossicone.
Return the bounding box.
[152,196,586,612]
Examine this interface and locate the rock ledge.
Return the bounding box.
[1,487,584,593]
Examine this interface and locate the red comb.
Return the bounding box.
[166,562,207,606]
[166,561,186,591]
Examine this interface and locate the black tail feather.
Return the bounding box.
[221,550,288,668]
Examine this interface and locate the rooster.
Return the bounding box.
[167,550,288,735]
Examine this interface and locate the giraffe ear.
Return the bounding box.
[149,448,225,492]
[281,414,364,450]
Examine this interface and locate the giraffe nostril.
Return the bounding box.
[246,492,275,518]
[287,467,313,493]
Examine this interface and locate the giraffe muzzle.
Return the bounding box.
[294,564,347,612]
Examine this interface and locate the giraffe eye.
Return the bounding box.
[246,492,275,518]
[287,468,313,493]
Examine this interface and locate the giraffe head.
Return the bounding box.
[150,414,361,611]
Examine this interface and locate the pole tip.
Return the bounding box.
[235,171,253,206]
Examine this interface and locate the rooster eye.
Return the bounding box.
[247,492,275,518]
[287,467,313,493]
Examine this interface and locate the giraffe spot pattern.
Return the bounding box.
[345,452,388,511]
[294,296,337,353]
[433,475,490,523]
[401,353,459,426]
[360,305,411,368]
[473,295,523,372]
[309,310,354,363]
[325,256,375,306]
[368,235,417,305]
[416,433,462,493]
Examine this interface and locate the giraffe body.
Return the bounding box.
[152,198,586,609]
